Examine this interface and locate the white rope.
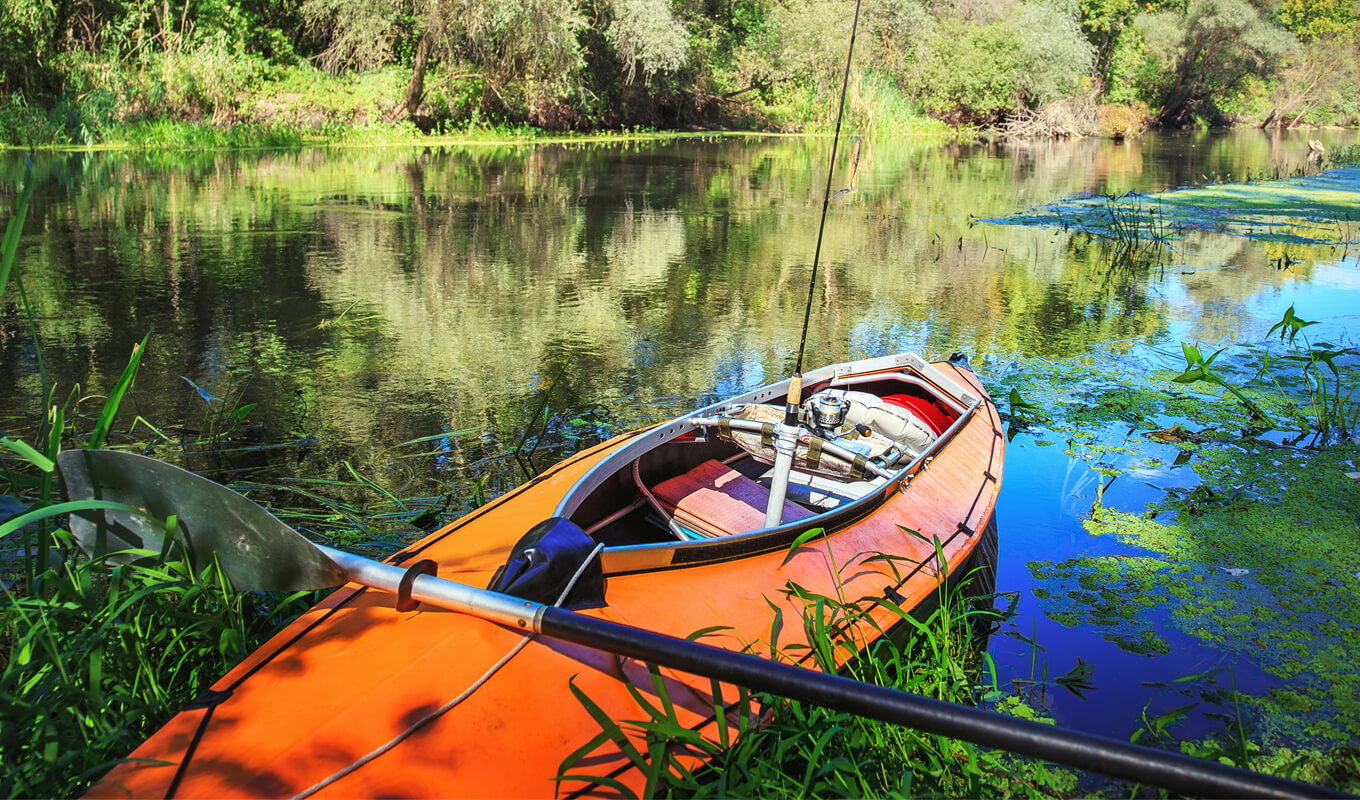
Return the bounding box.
[291,542,606,799]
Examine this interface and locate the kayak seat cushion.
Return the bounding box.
[651,459,814,537]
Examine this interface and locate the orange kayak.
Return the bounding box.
[88,352,1004,799]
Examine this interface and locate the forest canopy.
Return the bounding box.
[1,0,1356,144]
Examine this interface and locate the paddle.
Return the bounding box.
[55,449,1346,800]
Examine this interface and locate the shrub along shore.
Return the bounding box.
[3,0,1358,149]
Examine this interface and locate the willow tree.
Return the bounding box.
[1136,0,1298,125]
[302,0,687,123]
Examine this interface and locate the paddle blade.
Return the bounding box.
[57,450,348,592]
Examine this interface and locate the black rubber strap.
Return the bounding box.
[396,560,438,612]
[808,437,824,466]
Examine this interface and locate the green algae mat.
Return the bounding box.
[992,166,1360,246]
[994,340,1360,749]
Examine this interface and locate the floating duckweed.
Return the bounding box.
[992,168,1360,246]
[1005,345,1360,746]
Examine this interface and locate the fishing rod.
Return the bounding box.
[792,0,863,384]
[765,0,863,527]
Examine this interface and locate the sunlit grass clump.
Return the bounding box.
[0,539,314,797]
[558,531,1078,798]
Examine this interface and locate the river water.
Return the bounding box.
[3,129,1358,751]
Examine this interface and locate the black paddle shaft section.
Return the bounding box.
[541,607,1348,799]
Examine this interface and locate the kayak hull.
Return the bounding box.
[88,357,1003,799]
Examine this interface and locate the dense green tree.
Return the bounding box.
[1012,0,1096,104]
[0,0,56,92]
[1078,0,1139,86]
[301,0,691,124]
[731,0,856,103]
[862,0,934,76]
[2,0,1358,140]
[918,19,1025,123]
[917,0,1092,123]
[301,0,589,119]
[1135,0,1298,125]
[1261,35,1359,126]
[603,0,689,83]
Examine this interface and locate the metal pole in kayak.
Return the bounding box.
[765,0,866,528]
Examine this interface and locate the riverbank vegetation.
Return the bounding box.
[2,0,1358,148]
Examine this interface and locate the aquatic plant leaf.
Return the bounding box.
[1054,657,1096,698]
[180,376,222,408]
[89,332,151,450]
[0,435,54,473]
[1267,305,1317,345]
[1133,701,1199,743]
[781,527,827,566]
[1007,387,1037,413]
[225,403,257,421]
[0,170,34,304]
[1172,667,1223,685]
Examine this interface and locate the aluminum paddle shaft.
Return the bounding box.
[365,552,1340,800]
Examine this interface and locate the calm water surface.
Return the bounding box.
[3,129,1358,746]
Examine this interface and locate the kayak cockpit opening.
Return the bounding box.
[550,354,979,559]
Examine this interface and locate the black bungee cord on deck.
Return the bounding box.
[785,0,864,426]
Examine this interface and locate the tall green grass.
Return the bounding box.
[558,533,1076,797]
[853,72,952,137]
[0,170,319,797]
[1330,144,1360,166]
[0,539,314,797]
